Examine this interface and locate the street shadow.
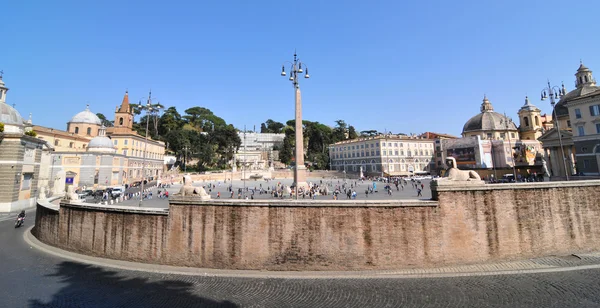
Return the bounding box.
[29,261,238,308]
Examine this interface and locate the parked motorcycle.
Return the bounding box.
[15,216,24,228]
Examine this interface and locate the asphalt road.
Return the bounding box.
[2,211,600,307]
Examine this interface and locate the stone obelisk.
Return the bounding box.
[294,86,307,189]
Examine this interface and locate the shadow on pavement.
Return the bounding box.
[29,261,238,308]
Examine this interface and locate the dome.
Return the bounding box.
[0,102,25,127]
[463,112,518,133]
[88,136,115,149]
[70,105,102,125]
[462,96,517,134]
[87,126,116,152]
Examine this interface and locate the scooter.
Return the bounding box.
[15,216,24,228]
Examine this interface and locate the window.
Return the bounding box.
[69,142,74,148]
[524,117,529,127]
[535,116,540,126]
[584,160,590,169]
[511,133,516,138]
[370,150,374,156]
[87,127,92,135]
[74,127,79,134]
[596,123,600,134]
[407,150,412,157]
[54,140,59,146]
[376,150,380,156]
[578,126,585,136]
[486,133,493,139]
[437,152,441,157]
[22,173,33,190]
[375,143,379,147]
[590,105,600,116]
[113,140,118,145]
[382,150,386,155]
[124,140,128,146]
[567,120,571,128]
[500,133,506,140]
[370,144,374,148]
[575,108,582,119]
[360,144,364,149]
[123,150,128,156]
[395,150,398,155]
[119,118,124,125]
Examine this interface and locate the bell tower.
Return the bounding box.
[575,61,596,88]
[518,96,543,140]
[114,91,134,133]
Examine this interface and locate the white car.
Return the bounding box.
[110,187,124,198]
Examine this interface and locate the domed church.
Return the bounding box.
[0,73,48,212]
[462,95,519,141]
[437,95,545,180]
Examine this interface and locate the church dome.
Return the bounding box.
[462,96,517,134]
[0,102,25,128]
[70,105,102,125]
[87,126,116,152]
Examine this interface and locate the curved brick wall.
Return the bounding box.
[34,180,600,270]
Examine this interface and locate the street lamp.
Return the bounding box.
[137,91,162,206]
[541,81,569,181]
[501,113,518,181]
[281,51,310,199]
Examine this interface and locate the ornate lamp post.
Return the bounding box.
[137,92,162,206]
[281,51,310,198]
[541,81,569,181]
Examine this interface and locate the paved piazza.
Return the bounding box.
[99,176,433,208]
[3,210,600,307]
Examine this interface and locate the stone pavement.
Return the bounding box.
[3,214,600,307]
[94,177,432,209]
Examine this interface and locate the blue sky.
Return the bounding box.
[3,0,599,136]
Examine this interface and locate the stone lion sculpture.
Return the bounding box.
[444,157,481,181]
[62,186,80,201]
[178,174,211,199]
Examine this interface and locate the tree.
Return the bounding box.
[183,107,226,132]
[158,107,183,136]
[260,123,268,133]
[332,119,348,142]
[348,125,358,139]
[96,113,113,127]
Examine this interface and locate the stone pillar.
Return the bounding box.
[294,87,307,189]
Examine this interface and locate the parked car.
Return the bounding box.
[110,187,124,198]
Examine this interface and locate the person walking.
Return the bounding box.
[417,188,422,197]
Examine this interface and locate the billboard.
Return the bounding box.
[447,147,476,165]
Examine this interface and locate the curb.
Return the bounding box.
[24,226,600,279]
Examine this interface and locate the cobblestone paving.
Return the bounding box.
[103,177,432,209]
[3,216,600,307]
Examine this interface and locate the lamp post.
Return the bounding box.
[137,92,162,206]
[501,113,518,182]
[281,51,310,199]
[541,81,569,181]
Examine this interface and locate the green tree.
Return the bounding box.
[183,107,226,132]
[96,113,113,127]
[348,125,358,139]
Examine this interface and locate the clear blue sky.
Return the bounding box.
[3,0,599,136]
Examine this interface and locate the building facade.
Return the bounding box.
[235,132,284,170]
[329,135,435,176]
[0,74,47,212]
[560,63,600,175]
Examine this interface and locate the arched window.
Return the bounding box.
[119,117,124,125]
[87,127,92,135]
[580,77,583,84]
[524,117,529,127]
[535,116,539,126]
[74,127,79,134]
[585,76,589,83]
[54,140,59,146]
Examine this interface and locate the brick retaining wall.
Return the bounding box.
[33,180,600,270]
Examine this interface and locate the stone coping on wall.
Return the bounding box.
[169,196,438,208]
[432,179,600,192]
[37,195,64,212]
[59,202,169,215]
